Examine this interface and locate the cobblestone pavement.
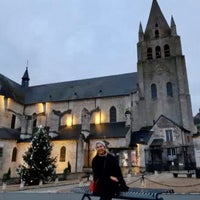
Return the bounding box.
[1,172,200,194]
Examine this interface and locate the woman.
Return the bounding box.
[92,141,129,200]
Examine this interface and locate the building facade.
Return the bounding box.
[0,0,196,179]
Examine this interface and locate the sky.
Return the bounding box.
[0,0,199,115]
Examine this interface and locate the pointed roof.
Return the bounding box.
[22,67,30,81]
[152,114,190,133]
[171,16,176,27]
[145,0,169,33]
[21,67,30,87]
[138,22,144,42]
[139,22,143,34]
[170,15,177,35]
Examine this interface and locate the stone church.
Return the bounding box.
[0,0,196,178]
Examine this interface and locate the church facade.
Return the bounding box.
[0,0,196,178]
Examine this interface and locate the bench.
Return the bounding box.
[71,186,174,200]
[172,170,195,178]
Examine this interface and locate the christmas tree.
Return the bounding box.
[17,126,56,185]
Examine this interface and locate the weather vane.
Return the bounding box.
[26,60,29,69]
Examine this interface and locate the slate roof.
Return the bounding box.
[54,122,129,140]
[150,138,164,146]
[25,72,138,104]
[0,72,138,105]
[0,74,25,104]
[55,124,81,140]
[0,127,21,140]
[129,130,152,147]
[89,122,129,139]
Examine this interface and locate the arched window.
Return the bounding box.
[155,23,159,28]
[110,106,116,122]
[60,146,66,162]
[151,84,157,100]
[147,47,153,60]
[33,118,37,127]
[164,44,170,57]
[155,46,161,58]
[11,114,16,129]
[166,82,173,97]
[11,147,17,162]
[155,23,159,38]
[155,30,159,38]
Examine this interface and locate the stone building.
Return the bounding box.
[193,110,200,169]
[0,0,196,178]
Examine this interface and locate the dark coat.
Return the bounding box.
[92,153,128,198]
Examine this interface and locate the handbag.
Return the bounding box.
[89,180,98,193]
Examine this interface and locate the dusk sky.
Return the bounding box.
[0,0,199,115]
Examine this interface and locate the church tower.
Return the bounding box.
[137,0,194,132]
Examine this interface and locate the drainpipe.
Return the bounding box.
[75,140,78,172]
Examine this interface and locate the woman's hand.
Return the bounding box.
[110,176,119,182]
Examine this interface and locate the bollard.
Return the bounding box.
[39,180,43,186]
[55,177,59,184]
[19,181,25,190]
[2,182,7,191]
[79,178,84,187]
[89,174,93,181]
[127,173,131,182]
